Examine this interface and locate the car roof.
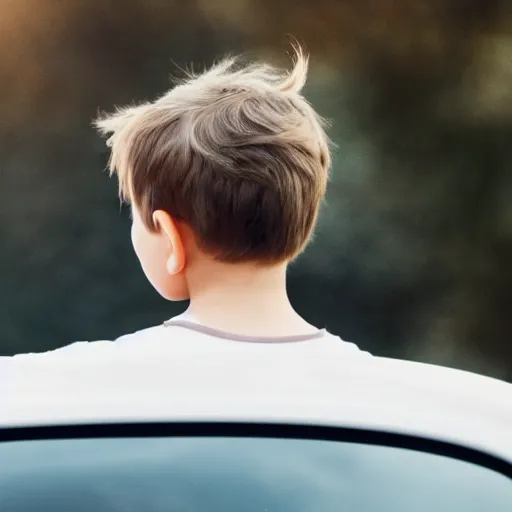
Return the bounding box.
[2,354,511,463]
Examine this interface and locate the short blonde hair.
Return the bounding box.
[95,47,331,263]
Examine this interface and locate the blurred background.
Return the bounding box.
[0,0,511,380]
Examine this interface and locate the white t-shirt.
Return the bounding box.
[0,316,373,424]
[1,316,370,423]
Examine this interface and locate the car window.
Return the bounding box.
[0,436,510,511]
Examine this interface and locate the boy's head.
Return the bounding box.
[95,47,331,301]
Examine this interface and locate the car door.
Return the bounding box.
[0,422,510,511]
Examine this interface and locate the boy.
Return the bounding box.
[98,47,332,340]
[85,46,361,346]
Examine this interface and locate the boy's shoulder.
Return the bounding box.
[7,324,167,361]
[64,324,169,354]
[114,324,166,345]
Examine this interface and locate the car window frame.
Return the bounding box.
[0,422,510,480]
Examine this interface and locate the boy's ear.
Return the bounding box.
[152,210,186,275]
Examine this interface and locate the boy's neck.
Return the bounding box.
[184,260,317,337]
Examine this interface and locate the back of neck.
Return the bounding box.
[183,261,318,337]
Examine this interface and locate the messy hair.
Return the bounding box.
[95,46,331,263]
